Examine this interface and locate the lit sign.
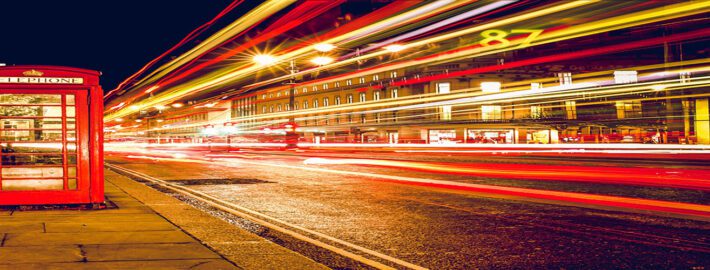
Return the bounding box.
[0,77,84,84]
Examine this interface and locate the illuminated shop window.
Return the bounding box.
[481,105,502,120]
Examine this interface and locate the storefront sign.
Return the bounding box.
[0,77,84,84]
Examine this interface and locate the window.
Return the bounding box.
[269,105,274,113]
[372,74,379,81]
[335,96,341,105]
[302,87,308,93]
[303,100,309,109]
[360,114,366,123]
[323,83,328,90]
[614,70,638,84]
[480,82,501,93]
[437,83,451,120]
[262,94,266,99]
[277,104,282,112]
[373,91,381,101]
[294,102,299,110]
[347,114,353,123]
[375,113,381,123]
[359,92,366,102]
[565,101,577,119]
[481,105,502,120]
[323,97,329,107]
[269,93,273,98]
[313,99,319,108]
[285,90,289,96]
[277,92,281,97]
[530,105,542,119]
[313,86,318,91]
[616,100,642,119]
[346,79,352,86]
[346,94,353,104]
[436,82,451,94]
[334,82,340,88]
[285,103,290,111]
[391,88,398,99]
[262,106,266,113]
[390,71,398,78]
[359,77,365,84]
[559,72,572,85]
[531,82,542,90]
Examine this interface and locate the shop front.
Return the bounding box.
[465,129,514,144]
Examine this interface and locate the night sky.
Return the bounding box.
[0,1,238,91]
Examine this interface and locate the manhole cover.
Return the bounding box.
[168,178,273,185]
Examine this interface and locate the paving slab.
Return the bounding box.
[106,168,330,269]
[0,259,237,270]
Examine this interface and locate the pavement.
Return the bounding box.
[0,169,328,270]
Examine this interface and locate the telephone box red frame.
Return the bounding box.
[0,65,103,205]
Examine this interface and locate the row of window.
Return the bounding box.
[260,71,400,100]
[261,89,399,113]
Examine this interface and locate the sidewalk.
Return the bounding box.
[0,169,328,270]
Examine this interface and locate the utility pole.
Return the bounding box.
[285,60,298,148]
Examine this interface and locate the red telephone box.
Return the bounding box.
[0,66,104,205]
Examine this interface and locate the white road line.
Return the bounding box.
[106,163,428,270]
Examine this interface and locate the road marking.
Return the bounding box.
[106,163,428,270]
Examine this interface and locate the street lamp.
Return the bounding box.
[253,54,277,66]
[311,56,335,66]
[252,53,339,148]
[314,43,336,52]
[284,60,299,148]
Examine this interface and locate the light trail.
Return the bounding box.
[106,153,710,219]
[301,157,710,191]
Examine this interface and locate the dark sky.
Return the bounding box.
[0,0,238,91]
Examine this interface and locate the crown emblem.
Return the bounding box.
[23,69,44,77]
